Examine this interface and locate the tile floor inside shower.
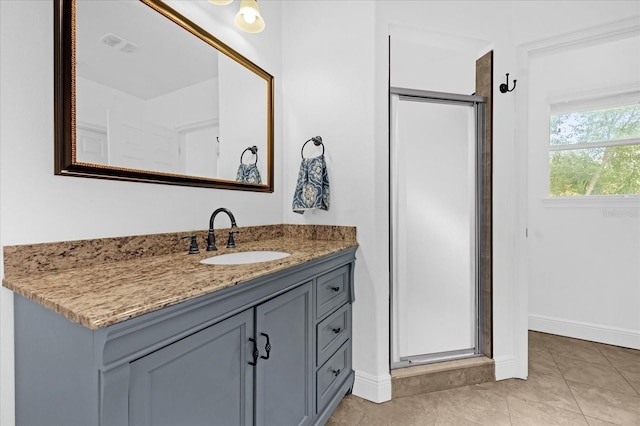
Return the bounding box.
[327,331,640,425]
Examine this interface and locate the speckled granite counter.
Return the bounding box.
[3,224,357,330]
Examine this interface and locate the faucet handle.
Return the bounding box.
[206,229,217,251]
[226,229,240,249]
[181,235,200,255]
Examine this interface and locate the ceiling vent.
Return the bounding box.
[100,33,139,53]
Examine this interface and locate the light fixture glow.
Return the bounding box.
[234,0,265,33]
[208,0,233,5]
[243,11,257,24]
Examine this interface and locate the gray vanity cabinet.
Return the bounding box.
[128,283,313,426]
[14,248,356,426]
[129,309,255,426]
[255,282,313,426]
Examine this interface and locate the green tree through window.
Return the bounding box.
[549,102,640,196]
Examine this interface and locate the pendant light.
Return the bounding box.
[234,0,265,33]
[209,0,265,34]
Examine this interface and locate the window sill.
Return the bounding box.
[542,195,640,209]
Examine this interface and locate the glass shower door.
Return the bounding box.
[390,90,482,367]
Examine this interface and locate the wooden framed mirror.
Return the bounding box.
[54,0,274,192]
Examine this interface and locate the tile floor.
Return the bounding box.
[327,331,640,425]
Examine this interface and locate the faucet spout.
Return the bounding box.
[207,208,238,251]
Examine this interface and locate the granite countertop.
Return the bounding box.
[2,225,357,330]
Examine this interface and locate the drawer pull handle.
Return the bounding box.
[260,332,271,360]
[330,286,340,292]
[331,368,341,377]
[248,338,260,366]
[331,327,341,334]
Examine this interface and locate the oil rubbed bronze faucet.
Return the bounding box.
[207,208,239,251]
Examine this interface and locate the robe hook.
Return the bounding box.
[499,73,517,93]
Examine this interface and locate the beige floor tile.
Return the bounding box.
[473,379,515,398]
[507,395,588,425]
[585,417,622,426]
[434,385,511,426]
[501,370,582,413]
[544,335,610,366]
[325,394,368,425]
[529,331,549,352]
[434,411,483,426]
[328,334,639,426]
[568,380,640,426]
[529,347,563,377]
[599,346,640,375]
[554,355,637,396]
[435,382,510,413]
[537,333,587,346]
[618,369,640,396]
[357,393,439,426]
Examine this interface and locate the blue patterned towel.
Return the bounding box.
[292,155,329,214]
[236,163,262,184]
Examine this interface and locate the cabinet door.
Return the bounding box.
[129,309,254,426]
[255,282,313,426]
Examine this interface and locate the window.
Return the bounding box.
[549,94,640,197]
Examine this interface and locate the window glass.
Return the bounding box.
[550,145,640,196]
[550,104,640,146]
[549,101,640,196]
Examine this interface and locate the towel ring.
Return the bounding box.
[240,146,258,165]
[301,136,324,159]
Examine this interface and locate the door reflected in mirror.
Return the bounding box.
[55,0,274,191]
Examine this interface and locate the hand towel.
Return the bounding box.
[292,155,329,214]
[236,163,262,184]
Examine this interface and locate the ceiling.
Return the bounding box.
[76,0,218,100]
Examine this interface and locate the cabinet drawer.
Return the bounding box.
[316,341,351,414]
[315,265,350,320]
[317,303,350,367]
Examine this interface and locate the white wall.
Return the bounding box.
[281,0,518,401]
[390,29,490,94]
[218,54,268,182]
[146,78,218,129]
[77,76,146,128]
[526,31,640,348]
[282,0,640,403]
[147,78,220,178]
[0,1,282,425]
[281,0,384,400]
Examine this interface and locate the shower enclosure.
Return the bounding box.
[390,88,487,368]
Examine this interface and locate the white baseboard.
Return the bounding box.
[352,370,391,403]
[529,314,640,350]
[494,355,518,381]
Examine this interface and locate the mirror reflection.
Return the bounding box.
[57,0,273,190]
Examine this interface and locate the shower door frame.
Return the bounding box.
[389,87,488,369]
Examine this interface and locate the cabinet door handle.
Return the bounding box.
[330,286,340,292]
[248,338,260,366]
[260,332,271,360]
[331,327,341,334]
[331,368,341,377]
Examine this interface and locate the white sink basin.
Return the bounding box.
[200,251,291,265]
